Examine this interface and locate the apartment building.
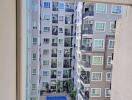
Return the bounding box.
[75,2,122,100]
[27,0,76,100]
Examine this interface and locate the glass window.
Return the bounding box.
[59,39,63,44]
[31,97,37,100]
[43,49,49,55]
[59,3,64,9]
[43,60,49,65]
[43,71,49,76]
[32,37,37,45]
[92,72,102,81]
[44,15,50,20]
[92,56,103,65]
[43,27,50,32]
[105,88,111,97]
[108,40,114,48]
[112,5,121,14]
[44,2,50,8]
[59,28,63,33]
[94,39,104,49]
[58,71,62,76]
[95,22,106,32]
[107,56,112,65]
[59,16,64,21]
[32,84,36,90]
[110,22,116,31]
[43,38,50,44]
[32,53,36,60]
[91,88,101,97]
[32,68,36,75]
[96,3,107,13]
[106,72,112,81]
[32,21,37,29]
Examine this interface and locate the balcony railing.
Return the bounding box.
[51,53,57,57]
[51,75,57,78]
[52,43,58,46]
[79,89,89,100]
[65,31,72,36]
[52,20,58,23]
[64,42,72,47]
[79,61,91,68]
[63,63,71,68]
[64,54,72,57]
[80,74,90,84]
[63,75,71,78]
[51,64,57,68]
[81,46,92,52]
[83,11,94,18]
[82,29,93,35]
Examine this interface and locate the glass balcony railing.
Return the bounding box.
[79,89,89,100]
[79,61,91,68]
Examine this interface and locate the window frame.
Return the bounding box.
[91,72,102,81]
[107,56,112,65]
[93,39,104,49]
[92,56,104,65]
[108,40,115,49]
[91,88,101,97]
[106,72,112,81]
[111,5,122,14]
[105,88,111,97]
[96,3,107,14]
[95,21,106,32]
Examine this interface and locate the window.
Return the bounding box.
[59,28,63,33]
[52,14,58,23]
[32,21,37,29]
[31,97,37,100]
[44,2,50,8]
[32,84,36,90]
[43,38,50,44]
[108,40,114,48]
[32,53,36,60]
[32,37,37,45]
[43,60,49,65]
[105,88,111,97]
[110,22,116,31]
[107,56,112,65]
[91,88,101,97]
[111,5,121,14]
[59,39,63,44]
[59,3,64,9]
[44,15,50,20]
[95,22,106,32]
[106,72,112,81]
[92,72,102,81]
[92,56,103,65]
[52,2,58,11]
[43,27,50,32]
[59,16,64,21]
[96,3,107,13]
[94,39,104,49]
[43,49,49,55]
[32,68,36,75]
[57,71,62,76]
[43,71,49,76]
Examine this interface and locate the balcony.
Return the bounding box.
[64,53,72,57]
[82,29,93,35]
[81,46,92,52]
[51,63,57,68]
[52,26,58,35]
[65,3,74,12]
[52,43,58,46]
[65,29,72,36]
[79,61,91,68]
[83,11,94,18]
[80,71,90,84]
[79,89,89,100]
[52,20,58,23]
[51,53,57,57]
[51,74,57,78]
[63,63,71,68]
[52,2,58,11]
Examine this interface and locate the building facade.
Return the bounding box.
[27,0,122,100]
[75,2,122,100]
